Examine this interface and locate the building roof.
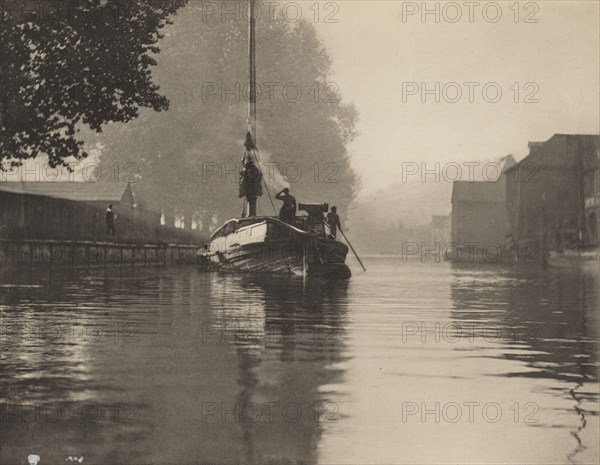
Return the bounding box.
[506,134,600,172]
[498,155,516,175]
[0,181,131,202]
[451,180,505,204]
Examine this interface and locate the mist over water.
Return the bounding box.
[1,259,598,464]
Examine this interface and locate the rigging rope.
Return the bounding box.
[255,147,278,216]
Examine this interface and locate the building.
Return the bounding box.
[451,180,507,246]
[0,181,207,243]
[0,181,135,240]
[450,155,515,246]
[505,134,600,250]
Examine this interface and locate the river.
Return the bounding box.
[1,257,598,464]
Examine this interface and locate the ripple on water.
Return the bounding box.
[0,260,598,465]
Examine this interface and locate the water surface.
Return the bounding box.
[1,258,598,464]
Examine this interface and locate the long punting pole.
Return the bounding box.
[339,228,367,272]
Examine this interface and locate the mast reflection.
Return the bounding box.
[206,273,351,465]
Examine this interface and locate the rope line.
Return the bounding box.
[255,147,278,216]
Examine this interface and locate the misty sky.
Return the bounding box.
[313,1,600,195]
[4,1,598,203]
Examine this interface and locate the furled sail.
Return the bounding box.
[239,131,263,203]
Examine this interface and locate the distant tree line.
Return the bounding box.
[94,1,359,233]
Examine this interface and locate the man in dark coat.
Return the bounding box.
[275,188,296,224]
[326,206,341,239]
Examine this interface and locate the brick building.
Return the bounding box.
[504,134,599,249]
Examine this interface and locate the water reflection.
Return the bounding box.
[449,263,599,464]
[1,267,350,465]
[204,274,350,465]
[1,261,598,465]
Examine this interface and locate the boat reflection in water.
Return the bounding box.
[0,266,350,465]
[200,273,351,464]
[1,260,598,464]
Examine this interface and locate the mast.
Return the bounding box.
[245,0,278,217]
[247,0,257,144]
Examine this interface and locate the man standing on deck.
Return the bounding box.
[239,132,263,217]
[326,206,341,239]
[275,188,296,224]
[106,204,115,237]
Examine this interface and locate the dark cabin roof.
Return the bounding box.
[451,180,505,204]
[0,181,131,203]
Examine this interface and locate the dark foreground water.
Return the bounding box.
[1,257,598,465]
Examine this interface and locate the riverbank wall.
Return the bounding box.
[0,239,201,267]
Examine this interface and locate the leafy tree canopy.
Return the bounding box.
[0,0,187,168]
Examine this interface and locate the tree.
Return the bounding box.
[96,1,359,231]
[0,0,187,169]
